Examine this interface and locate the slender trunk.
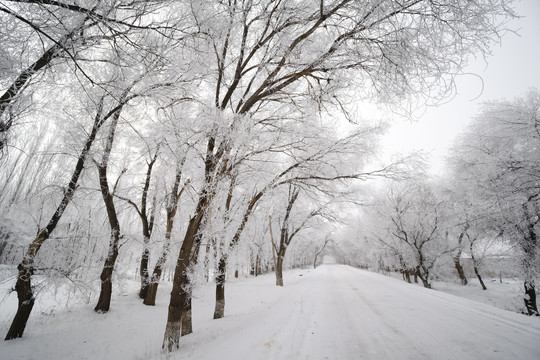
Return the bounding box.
[402,269,411,283]
[94,165,121,312]
[473,263,487,290]
[144,159,186,305]
[453,248,468,286]
[255,253,260,276]
[144,216,174,306]
[524,280,539,316]
[139,244,150,299]
[5,98,106,340]
[213,256,226,319]
[470,242,487,290]
[275,250,285,286]
[144,230,171,306]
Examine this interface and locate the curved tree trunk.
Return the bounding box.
[94,117,122,313]
[453,248,468,286]
[470,242,487,290]
[4,261,36,340]
[5,98,106,340]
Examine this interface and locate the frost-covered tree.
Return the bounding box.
[448,89,540,315]
[159,0,516,350]
[0,0,169,154]
[371,181,450,288]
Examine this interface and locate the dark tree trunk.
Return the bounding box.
[454,232,468,285]
[524,280,539,316]
[95,255,118,313]
[5,99,107,340]
[473,262,487,290]
[275,251,285,286]
[4,263,35,340]
[402,269,411,283]
[144,264,163,306]
[139,245,150,299]
[522,210,538,315]
[255,253,260,276]
[144,200,180,306]
[453,249,468,286]
[213,257,226,319]
[94,151,121,313]
[470,242,487,290]
[144,156,186,305]
[163,211,204,351]
[416,266,431,289]
[181,294,193,336]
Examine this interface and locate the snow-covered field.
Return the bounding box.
[1,265,539,360]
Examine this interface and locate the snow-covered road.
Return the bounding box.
[182,264,540,360]
[2,264,539,359]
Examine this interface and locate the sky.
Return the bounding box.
[380,0,540,174]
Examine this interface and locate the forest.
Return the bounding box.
[0,0,538,355]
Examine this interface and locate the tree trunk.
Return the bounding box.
[213,257,226,319]
[524,280,539,316]
[144,264,163,306]
[275,252,285,286]
[94,163,121,313]
[181,294,193,336]
[143,239,168,306]
[139,234,151,299]
[453,248,468,286]
[470,243,487,290]
[94,255,118,312]
[136,150,158,299]
[402,269,411,283]
[416,267,431,289]
[163,213,203,351]
[255,253,260,276]
[473,263,487,290]
[4,263,35,340]
[5,99,107,340]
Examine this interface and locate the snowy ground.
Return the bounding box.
[1,264,540,360]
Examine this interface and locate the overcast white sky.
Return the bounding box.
[380,0,540,174]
